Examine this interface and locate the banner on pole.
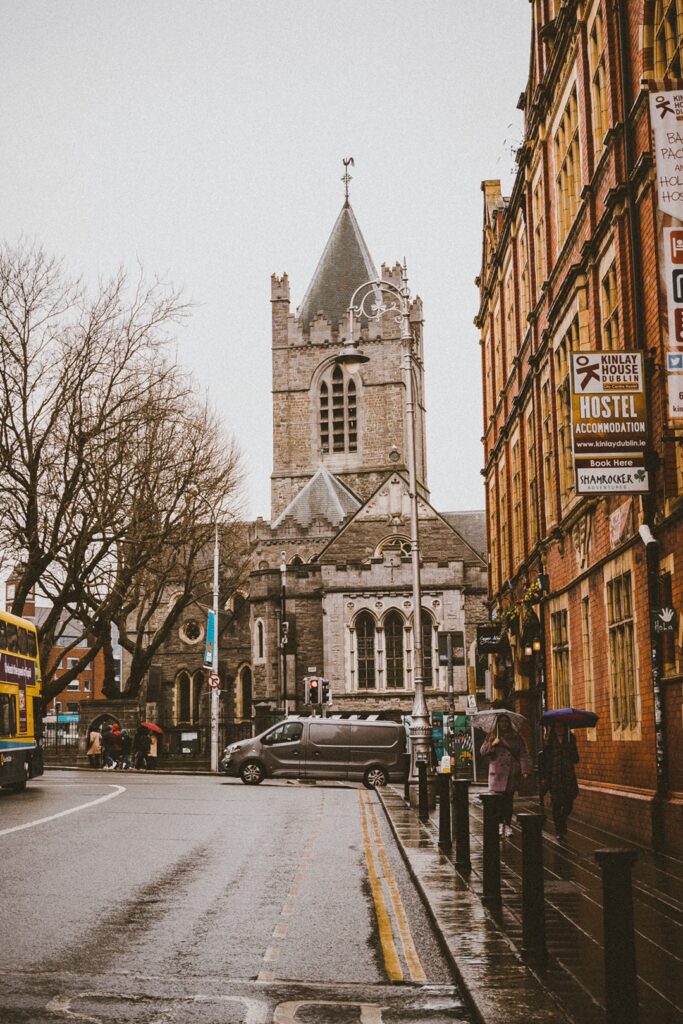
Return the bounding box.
[204,609,216,668]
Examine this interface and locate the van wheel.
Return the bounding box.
[363,766,388,789]
[240,761,265,785]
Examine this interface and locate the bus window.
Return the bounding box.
[27,630,37,657]
[0,620,6,650]
[18,627,29,655]
[6,622,18,653]
[0,693,17,735]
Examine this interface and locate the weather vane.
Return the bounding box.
[342,157,354,203]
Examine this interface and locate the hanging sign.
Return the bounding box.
[649,87,683,425]
[570,352,649,494]
[203,610,216,668]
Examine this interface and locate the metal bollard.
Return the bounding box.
[417,760,429,822]
[437,772,451,852]
[478,792,503,905]
[594,849,639,1024]
[517,812,546,962]
[452,778,471,872]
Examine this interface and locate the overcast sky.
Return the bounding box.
[3,0,531,520]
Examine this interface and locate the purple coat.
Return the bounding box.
[480,733,532,793]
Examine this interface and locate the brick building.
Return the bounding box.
[477,0,682,851]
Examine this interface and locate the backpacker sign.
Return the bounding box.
[570,352,649,494]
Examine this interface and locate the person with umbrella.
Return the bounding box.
[540,708,596,840]
[133,725,151,771]
[479,711,531,836]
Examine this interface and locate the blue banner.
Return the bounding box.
[204,610,216,668]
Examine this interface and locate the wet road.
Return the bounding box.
[0,771,470,1022]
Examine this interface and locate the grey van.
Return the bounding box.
[220,717,407,789]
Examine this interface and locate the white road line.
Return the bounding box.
[0,784,125,837]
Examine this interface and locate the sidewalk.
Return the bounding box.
[378,783,683,1024]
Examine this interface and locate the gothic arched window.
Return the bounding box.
[192,670,204,722]
[420,610,436,688]
[356,612,376,690]
[176,671,191,723]
[384,611,405,689]
[319,364,358,455]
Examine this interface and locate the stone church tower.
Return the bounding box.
[270,196,428,523]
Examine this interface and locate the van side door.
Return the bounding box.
[260,721,304,778]
[304,721,349,781]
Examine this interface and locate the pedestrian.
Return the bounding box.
[133,726,151,771]
[118,728,133,770]
[147,731,158,770]
[480,714,531,836]
[540,721,579,840]
[101,723,116,769]
[86,728,102,768]
[110,724,123,769]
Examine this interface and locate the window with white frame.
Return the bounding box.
[532,172,547,297]
[600,259,620,352]
[589,4,609,161]
[654,0,682,78]
[580,594,595,715]
[541,375,555,527]
[498,455,509,584]
[606,568,638,731]
[525,406,538,548]
[421,610,437,688]
[550,608,571,707]
[511,436,523,568]
[555,317,578,507]
[554,86,582,246]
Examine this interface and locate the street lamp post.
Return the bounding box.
[193,492,221,774]
[345,264,433,792]
[280,550,289,716]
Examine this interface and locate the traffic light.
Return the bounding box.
[306,677,320,705]
[321,679,331,704]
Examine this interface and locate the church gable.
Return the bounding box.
[317,473,483,566]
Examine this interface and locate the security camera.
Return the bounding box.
[639,524,657,546]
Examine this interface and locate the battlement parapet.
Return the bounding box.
[271,273,290,302]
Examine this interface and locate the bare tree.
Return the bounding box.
[0,241,244,702]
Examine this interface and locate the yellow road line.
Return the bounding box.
[358,791,403,982]
[365,795,428,983]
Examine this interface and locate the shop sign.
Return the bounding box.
[476,624,506,653]
[652,607,676,634]
[649,88,683,425]
[570,352,649,494]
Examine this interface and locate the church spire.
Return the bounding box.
[297,161,377,329]
[341,157,354,206]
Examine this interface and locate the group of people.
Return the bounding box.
[86,723,158,772]
[481,713,579,840]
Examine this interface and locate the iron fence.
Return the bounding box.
[42,719,80,753]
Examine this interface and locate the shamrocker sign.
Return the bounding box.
[570,352,649,494]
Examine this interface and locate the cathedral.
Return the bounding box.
[139,174,487,752]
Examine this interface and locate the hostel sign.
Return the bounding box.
[570,352,649,494]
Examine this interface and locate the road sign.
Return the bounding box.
[208,673,221,689]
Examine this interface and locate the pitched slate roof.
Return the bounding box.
[297,202,378,328]
[441,511,487,559]
[272,467,361,531]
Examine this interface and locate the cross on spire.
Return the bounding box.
[342,157,354,204]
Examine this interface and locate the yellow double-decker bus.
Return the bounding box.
[0,610,44,792]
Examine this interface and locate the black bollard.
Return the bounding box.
[517,812,546,962]
[453,778,471,872]
[437,772,451,852]
[594,849,639,1024]
[417,760,429,822]
[478,792,503,905]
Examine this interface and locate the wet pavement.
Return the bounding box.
[378,783,683,1024]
